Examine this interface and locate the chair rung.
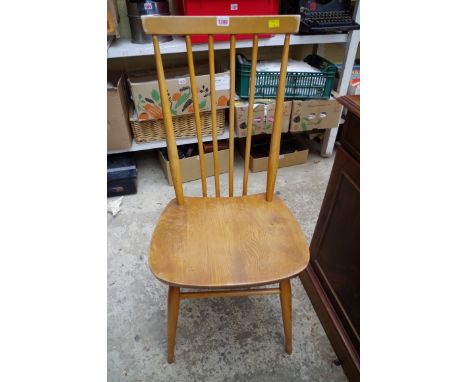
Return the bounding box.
[179,288,280,299]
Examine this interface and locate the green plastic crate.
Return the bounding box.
[235,54,337,100]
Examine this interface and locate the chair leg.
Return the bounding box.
[279,279,292,354]
[167,286,180,363]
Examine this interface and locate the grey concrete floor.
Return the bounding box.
[107,145,347,382]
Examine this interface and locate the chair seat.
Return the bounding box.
[149,193,310,288]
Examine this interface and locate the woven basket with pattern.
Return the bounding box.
[129,107,226,143]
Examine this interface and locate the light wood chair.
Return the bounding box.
[142,15,309,363]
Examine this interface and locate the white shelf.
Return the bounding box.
[108,128,231,155]
[107,33,348,59]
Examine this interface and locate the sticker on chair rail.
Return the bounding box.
[268,19,280,28]
[216,16,230,27]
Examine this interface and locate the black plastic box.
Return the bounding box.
[107,153,137,197]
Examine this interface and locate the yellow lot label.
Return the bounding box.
[268,19,280,28]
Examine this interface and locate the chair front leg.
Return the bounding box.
[279,279,292,354]
[167,286,180,363]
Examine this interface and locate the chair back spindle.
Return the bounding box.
[152,35,184,205]
[208,35,221,197]
[228,35,236,197]
[142,16,300,204]
[185,35,208,197]
[266,34,291,201]
[242,34,259,196]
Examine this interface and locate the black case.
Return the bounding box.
[107,153,137,197]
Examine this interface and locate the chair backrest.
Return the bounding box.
[142,15,300,205]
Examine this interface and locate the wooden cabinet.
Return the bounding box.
[300,95,360,381]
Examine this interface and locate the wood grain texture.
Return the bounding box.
[142,15,300,35]
[242,34,259,196]
[208,35,220,197]
[279,279,292,354]
[300,98,360,380]
[300,266,360,381]
[180,288,280,299]
[337,95,360,118]
[311,147,360,349]
[337,95,360,163]
[146,16,304,364]
[149,193,310,288]
[167,286,180,363]
[185,35,207,197]
[228,35,236,197]
[266,34,291,202]
[152,36,184,204]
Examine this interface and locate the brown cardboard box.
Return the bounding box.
[107,72,132,150]
[264,101,292,134]
[249,148,309,173]
[234,100,264,137]
[128,66,230,121]
[234,100,292,138]
[289,98,343,132]
[158,148,230,185]
[239,134,309,173]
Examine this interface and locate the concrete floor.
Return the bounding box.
[107,145,347,382]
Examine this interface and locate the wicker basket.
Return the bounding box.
[129,107,226,143]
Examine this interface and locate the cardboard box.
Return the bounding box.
[107,72,132,150]
[264,101,292,134]
[249,148,309,173]
[128,66,230,121]
[289,98,343,132]
[239,134,309,173]
[234,100,292,138]
[234,100,264,137]
[158,148,230,185]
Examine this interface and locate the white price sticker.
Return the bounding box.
[279,154,285,159]
[216,16,230,27]
[178,78,187,85]
[230,4,238,11]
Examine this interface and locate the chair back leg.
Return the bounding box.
[279,279,293,354]
[167,286,180,363]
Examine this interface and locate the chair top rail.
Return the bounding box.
[142,15,300,36]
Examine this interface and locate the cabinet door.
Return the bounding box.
[310,146,360,351]
[340,112,360,162]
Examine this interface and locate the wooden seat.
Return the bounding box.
[149,193,309,288]
[142,15,304,363]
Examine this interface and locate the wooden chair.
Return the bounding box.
[142,15,309,363]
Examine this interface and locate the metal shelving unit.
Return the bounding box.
[108,128,231,155]
[107,3,359,156]
[107,33,348,58]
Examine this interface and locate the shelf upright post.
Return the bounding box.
[321,0,360,157]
